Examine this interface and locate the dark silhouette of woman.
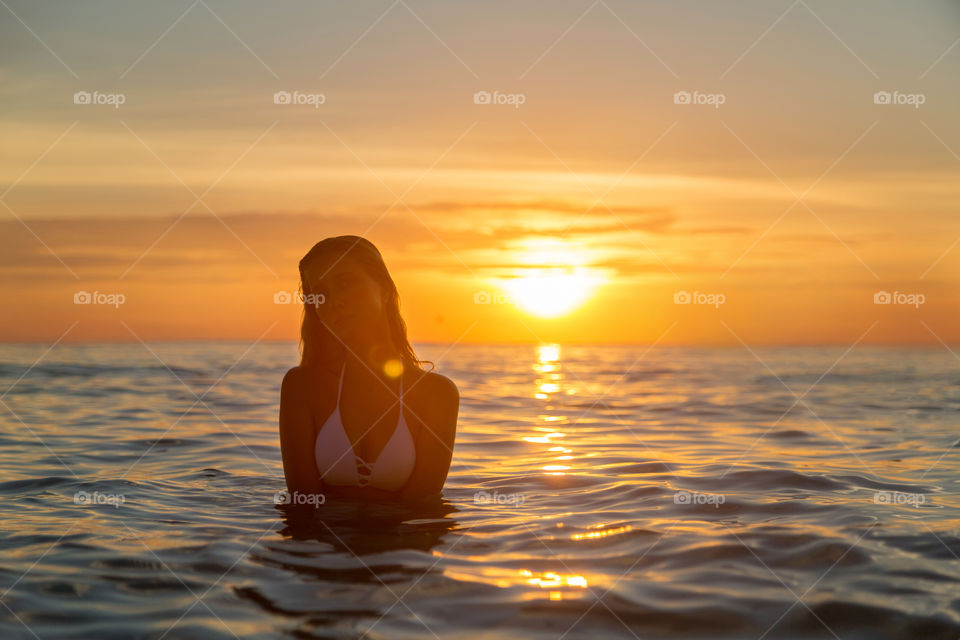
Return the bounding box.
[279,236,460,503]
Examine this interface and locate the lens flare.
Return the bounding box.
[383,358,403,378]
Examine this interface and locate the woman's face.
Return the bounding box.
[305,255,386,343]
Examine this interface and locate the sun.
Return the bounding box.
[501,267,601,317]
[497,239,605,318]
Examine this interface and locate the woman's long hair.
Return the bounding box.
[297,235,433,373]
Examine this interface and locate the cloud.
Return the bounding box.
[0,202,686,280]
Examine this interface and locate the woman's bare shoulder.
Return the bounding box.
[281,365,306,394]
[407,369,459,419]
[281,365,324,399]
[412,369,458,396]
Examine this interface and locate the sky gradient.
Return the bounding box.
[2,0,959,346]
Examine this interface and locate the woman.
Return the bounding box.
[279,235,460,502]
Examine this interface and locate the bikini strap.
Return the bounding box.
[337,361,345,400]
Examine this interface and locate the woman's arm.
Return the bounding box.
[279,366,324,497]
[399,373,460,500]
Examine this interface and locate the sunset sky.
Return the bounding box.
[2,0,958,346]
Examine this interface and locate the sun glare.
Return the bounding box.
[502,268,602,317]
[497,239,605,318]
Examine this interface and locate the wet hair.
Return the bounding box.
[297,235,433,373]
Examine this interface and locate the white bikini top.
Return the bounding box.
[314,362,416,491]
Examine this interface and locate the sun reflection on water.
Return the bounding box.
[522,569,588,588]
[537,344,560,363]
[441,566,589,601]
[571,525,633,541]
[527,344,581,476]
